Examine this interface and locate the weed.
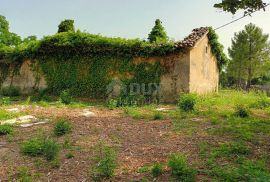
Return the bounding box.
[0,97,11,105]
[65,152,74,159]
[16,167,33,182]
[60,90,72,104]
[107,99,118,110]
[90,142,117,181]
[235,104,250,118]
[137,165,151,173]
[21,135,60,161]
[178,93,197,112]
[0,124,14,135]
[168,153,196,182]
[151,163,163,177]
[53,118,72,136]
[1,86,20,97]
[50,158,61,169]
[153,112,163,120]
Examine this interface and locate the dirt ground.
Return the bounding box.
[0,106,217,181]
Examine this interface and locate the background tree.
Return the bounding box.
[227,23,270,89]
[148,19,168,43]
[57,19,75,33]
[0,15,21,47]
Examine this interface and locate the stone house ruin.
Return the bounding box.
[0,27,219,103]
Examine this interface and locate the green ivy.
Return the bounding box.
[0,28,227,97]
[207,27,229,70]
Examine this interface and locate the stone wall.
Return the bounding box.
[0,34,220,102]
[189,34,219,94]
[1,60,47,94]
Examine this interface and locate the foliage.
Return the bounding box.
[178,93,197,112]
[151,163,163,177]
[1,86,20,97]
[208,27,228,71]
[214,0,267,14]
[0,15,21,47]
[57,19,75,33]
[148,19,169,43]
[106,99,118,110]
[153,112,163,120]
[21,134,60,161]
[0,124,14,135]
[53,118,72,136]
[90,142,117,181]
[16,167,33,182]
[60,90,72,104]
[235,104,250,118]
[168,153,196,182]
[228,23,270,89]
[0,97,11,105]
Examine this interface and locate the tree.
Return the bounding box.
[148,19,168,43]
[214,0,267,14]
[0,15,21,47]
[227,23,270,89]
[57,19,75,33]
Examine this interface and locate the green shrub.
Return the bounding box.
[107,99,118,110]
[0,97,11,105]
[53,118,72,136]
[235,105,250,118]
[65,152,74,159]
[21,136,60,161]
[31,89,51,102]
[90,143,117,181]
[168,153,196,182]
[0,124,14,135]
[1,86,20,97]
[16,167,33,182]
[60,90,72,104]
[151,163,163,177]
[178,93,197,112]
[153,112,163,120]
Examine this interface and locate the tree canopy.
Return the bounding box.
[0,15,21,47]
[148,19,168,43]
[57,19,75,33]
[227,23,270,89]
[214,0,267,14]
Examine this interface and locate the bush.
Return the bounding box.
[53,118,72,136]
[0,124,14,135]
[90,143,117,181]
[151,163,163,177]
[0,97,11,105]
[21,135,60,161]
[235,105,250,118]
[168,153,196,182]
[1,86,20,97]
[178,93,197,112]
[107,99,118,110]
[60,90,72,104]
[31,89,51,102]
[153,112,163,120]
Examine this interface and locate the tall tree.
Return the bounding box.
[148,19,168,43]
[0,15,21,47]
[228,23,270,89]
[214,0,267,14]
[57,19,75,33]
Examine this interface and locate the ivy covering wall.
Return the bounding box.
[0,28,227,98]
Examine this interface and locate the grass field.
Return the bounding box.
[0,90,270,181]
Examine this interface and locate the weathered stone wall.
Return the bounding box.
[189,34,219,94]
[1,60,47,94]
[159,52,190,103]
[0,34,220,102]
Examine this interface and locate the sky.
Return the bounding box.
[0,0,270,54]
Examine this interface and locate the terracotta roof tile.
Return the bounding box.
[175,27,209,48]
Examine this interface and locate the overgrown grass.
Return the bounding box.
[21,133,60,161]
[0,109,23,121]
[53,118,72,136]
[0,124,14,135]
